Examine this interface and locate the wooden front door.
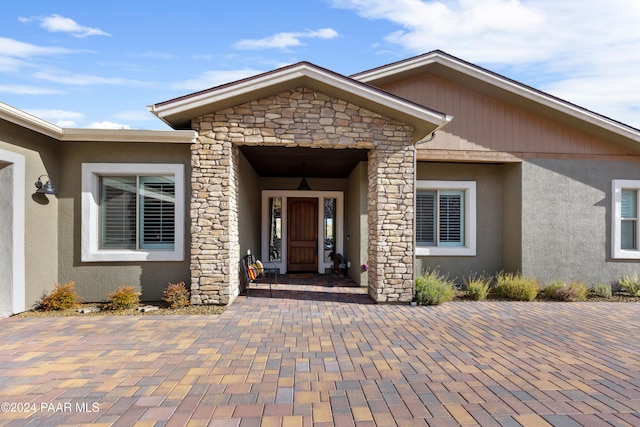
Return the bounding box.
[287,197,318,272]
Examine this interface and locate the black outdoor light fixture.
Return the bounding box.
[297,178,311,191]
[35,175,58,195]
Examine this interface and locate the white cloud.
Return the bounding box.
[25,109,84,127]
[32,70,149,86]
[86,121,132,129]
[19,14,110,38]
[170,69,264,91]
[0,84,63,95]
[234,28,339,50]
[0,36,72,59]
[331,0,640,128]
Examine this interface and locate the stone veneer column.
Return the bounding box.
[367,132,416,303]
[188,86,416,305]
[188,119,240,305]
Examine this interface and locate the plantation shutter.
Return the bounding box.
[416,191,436,245]
[140,176,176,249]
[101,177,136,248]
[439,191,464,246]
[621,189,637,250]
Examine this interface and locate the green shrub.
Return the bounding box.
[493,272,540,301]
[105,285,140,310]
[542,280,588,302]
[464,275,491,301]
[618,273,640,296]
[39,281,78,311]
[590,283,612,298]
[415,270,454,305]
[162,281,190,309]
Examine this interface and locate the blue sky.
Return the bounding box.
[1,0,639,130]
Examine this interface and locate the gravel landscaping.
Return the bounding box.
[11,291,639,318]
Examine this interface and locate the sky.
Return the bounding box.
[1,0,639,130]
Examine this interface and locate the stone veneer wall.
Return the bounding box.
[190,87,415,305]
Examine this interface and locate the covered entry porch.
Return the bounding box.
[240,145,368,276]
[149,62,450,306]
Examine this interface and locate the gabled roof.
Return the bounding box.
[0,102,196,143]
[148,62,452,142]
[352,50,640,149]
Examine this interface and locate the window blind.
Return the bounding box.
[439,191,463,245]
[101,177,136,248]
[140,177,175,249]
[416,191,436,245]
[621,189,637,250]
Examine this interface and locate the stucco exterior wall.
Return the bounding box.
[415,162,505,283]
[57,142,191,302]
[0,121,59,309]
[521,158,640,285]
[346,161,368,286]
[501,163,523,273]
[238,151,261,259]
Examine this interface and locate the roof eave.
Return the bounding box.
[149,63,451,141]
[60,128,197,143]
[0,102,62,139]
[354,51,640,145]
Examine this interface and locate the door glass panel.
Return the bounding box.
[323,198,336,262]
[268,197,282,262]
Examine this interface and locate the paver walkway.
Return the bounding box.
[0,281,639,426]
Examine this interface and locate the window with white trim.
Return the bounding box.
[82,164,184,262]
[612,180,640,259]
[416,181,476,256]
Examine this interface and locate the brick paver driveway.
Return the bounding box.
[1,284,639,426]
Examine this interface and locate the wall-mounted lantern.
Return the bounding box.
[34,175,58,195]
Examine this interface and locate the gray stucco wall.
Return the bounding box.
[346,161,368,286]
[502,163,522,273]
[238,151,261,258]
[415,162,505,283]
[521,158,640,285]
[0,122,60,309]
[57,142,191,302]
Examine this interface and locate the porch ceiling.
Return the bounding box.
[240,146,368,178]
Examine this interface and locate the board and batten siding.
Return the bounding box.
[379,73,634,157]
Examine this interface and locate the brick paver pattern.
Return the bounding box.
[0,280,639,426]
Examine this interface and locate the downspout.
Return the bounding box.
[412,131,437,303]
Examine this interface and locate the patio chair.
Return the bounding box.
[241,253,278,297]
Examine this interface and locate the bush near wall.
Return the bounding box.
[618,273,640,296]
[464,275,491,301]
[39,281,78,311]
[415,269,455,305]
[105,285,141,310]
[493,272,540,301]
[542,281,588,302]
[163,282,190,309]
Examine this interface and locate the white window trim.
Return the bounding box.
[415,180,476,256]
[612,179,640,259]
[81,163,185,262]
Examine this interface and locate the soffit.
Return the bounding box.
[240,146,368,178]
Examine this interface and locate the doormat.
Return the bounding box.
[288,274,316,278]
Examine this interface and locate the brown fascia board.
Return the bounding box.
[353,50,640,149]
[148,61,452,141]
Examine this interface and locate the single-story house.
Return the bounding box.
[2,50,640,315]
